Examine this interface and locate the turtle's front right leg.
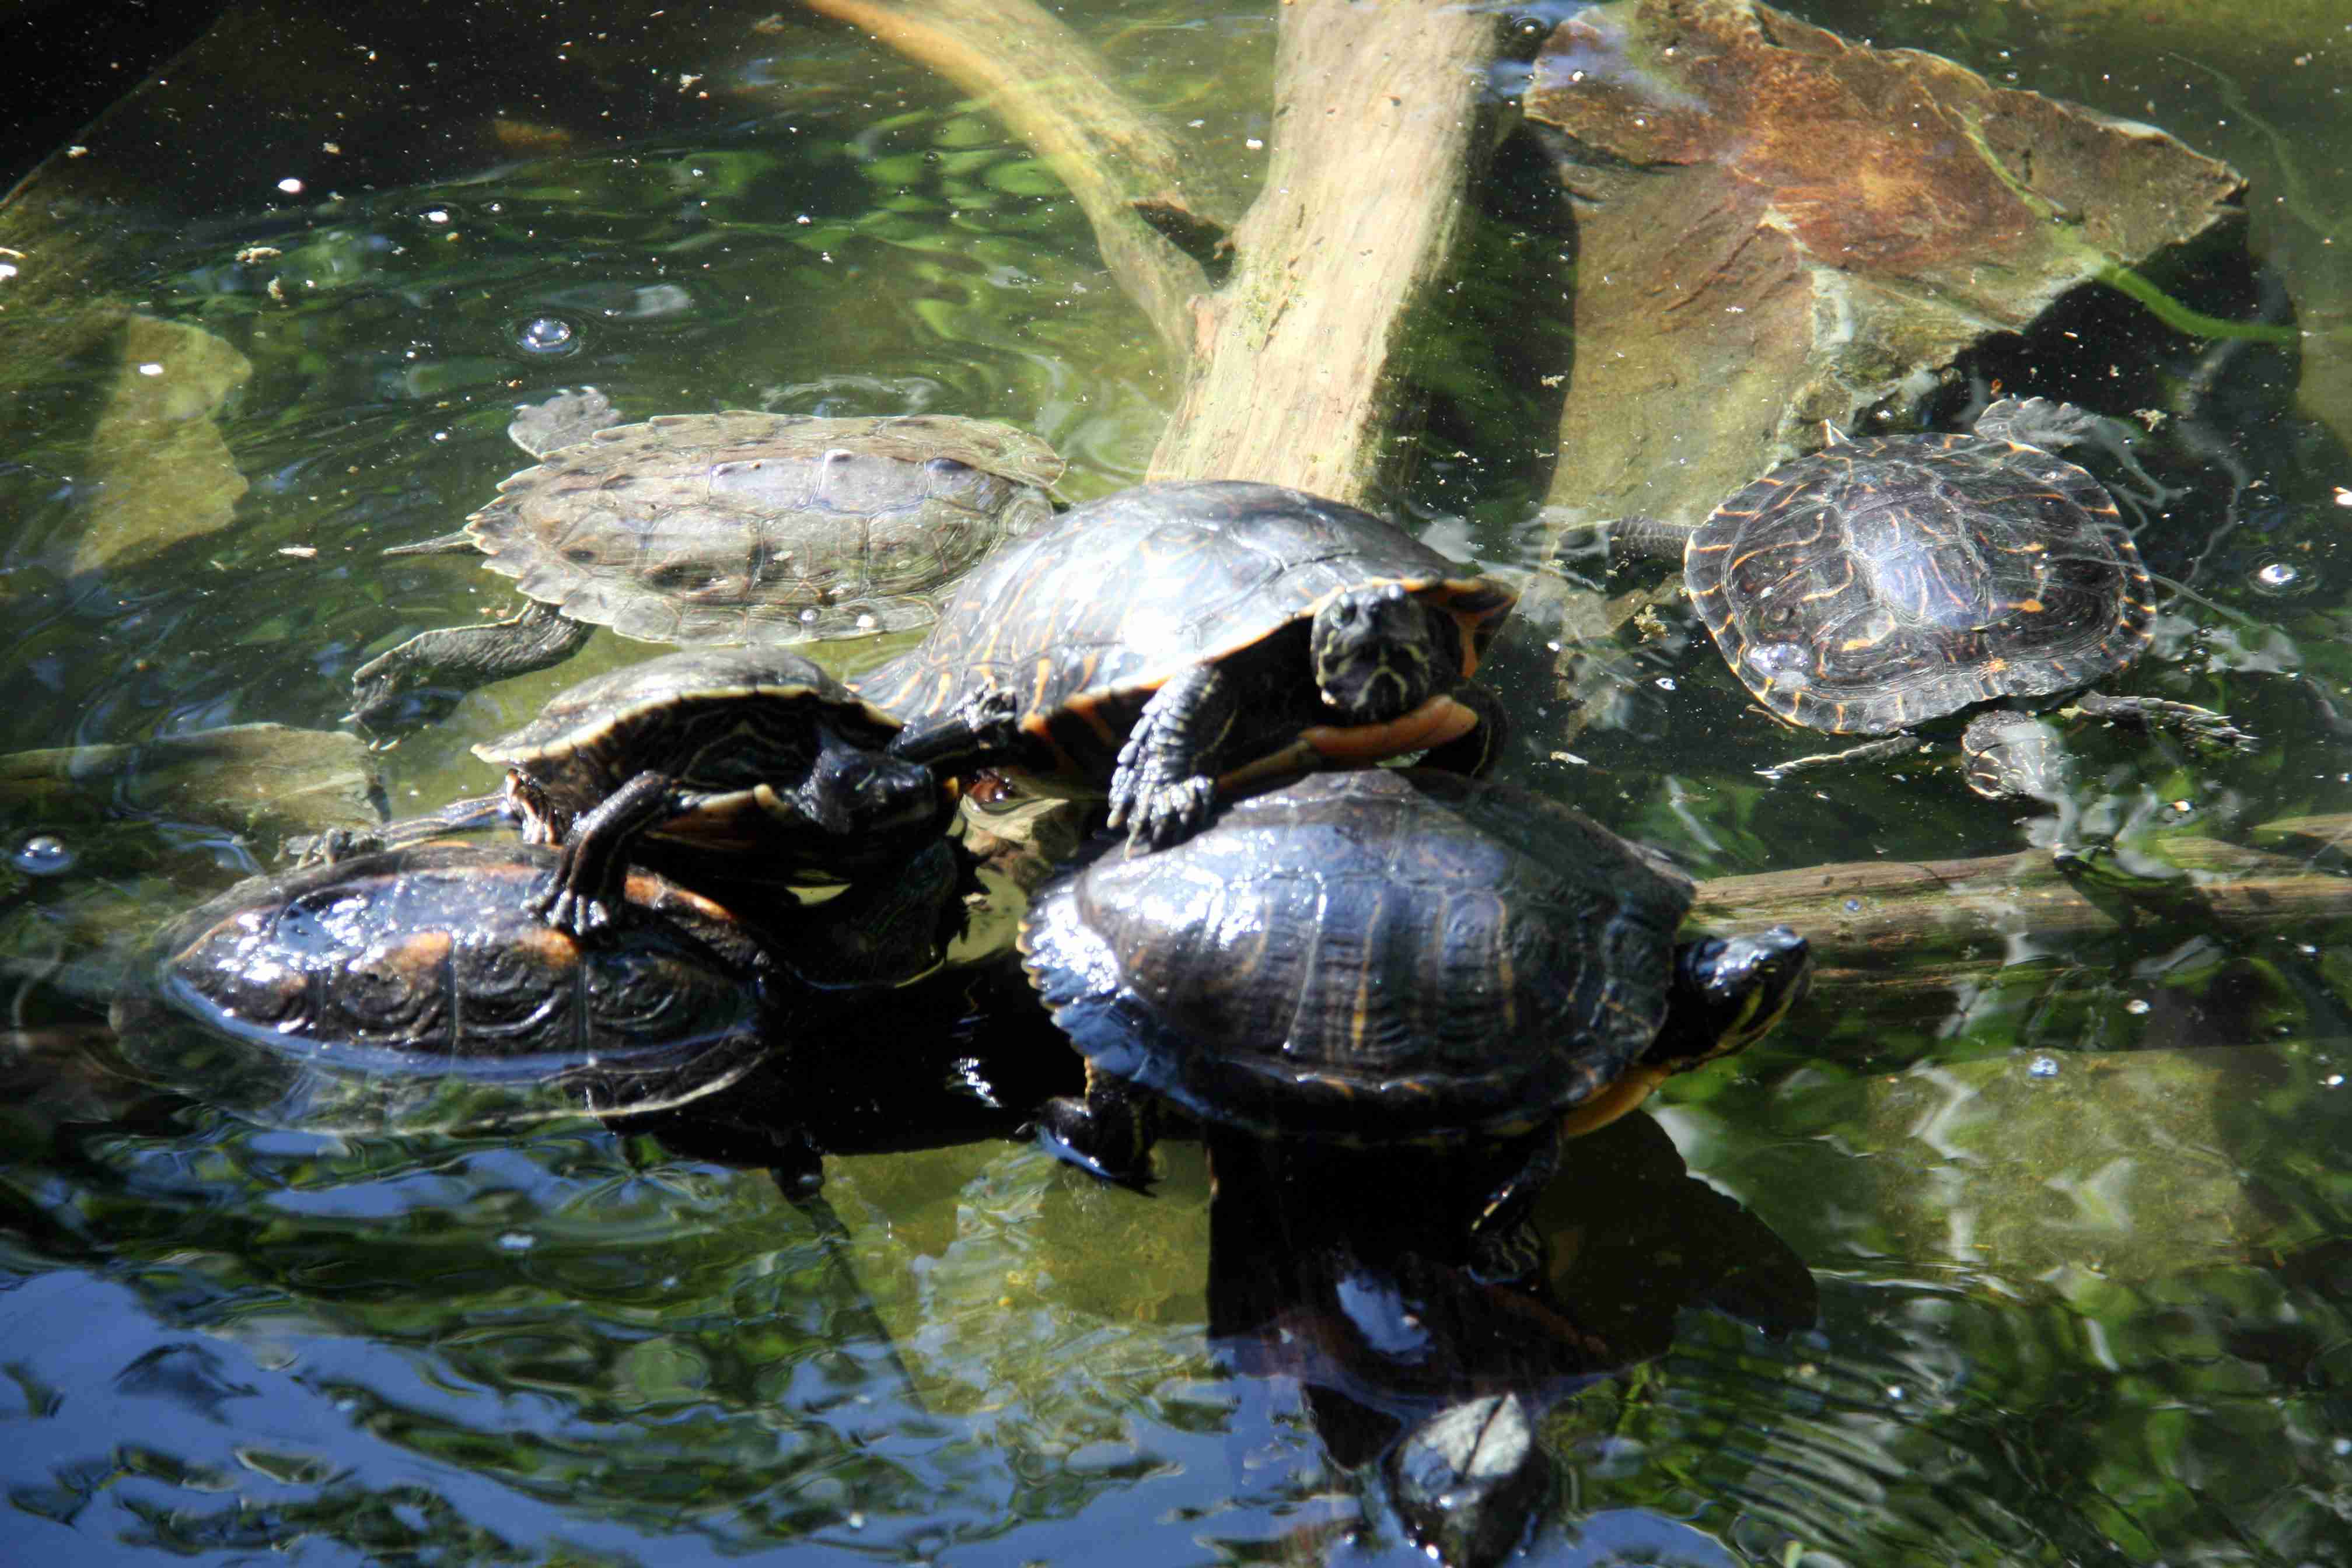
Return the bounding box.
[347,598,595,733]
[1107,663,1236,850]
[538,770,680,936]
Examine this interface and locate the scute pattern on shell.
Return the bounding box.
[152,842,767,1084]
[1685,431,2154,735]
[1018,769,1692,1143]
[469,412,1061,643]
[857,480,1514,736]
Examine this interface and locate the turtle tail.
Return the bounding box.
[383,529,481,558]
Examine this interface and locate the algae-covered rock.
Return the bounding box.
[1525,0,2246,542]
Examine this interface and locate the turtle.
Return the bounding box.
[314,646,947,937]
[855,480,1519,850]
[1603,396,2253,801]
[1014,768,1812,1256]
[347,387,1064,731]
[117,835,967,1141]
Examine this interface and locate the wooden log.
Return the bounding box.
[1690,816,2352,1030]
[1142,0,1513,503]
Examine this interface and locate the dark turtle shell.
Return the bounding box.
[855,480,1515,782]
[476,645,938,872]
[1016,769,1692,1144]
[123,840,776,1130]
[1686,427,2152,734]
[467,411,1063,644]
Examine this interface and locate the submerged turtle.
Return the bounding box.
[348,388,1064,730]
[120,835,964,1136]
[322,646,946,936]
[857,480,1518,850]
[1016,769,1811,1251]
[1605,397,2252,800]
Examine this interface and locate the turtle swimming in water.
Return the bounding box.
[1015,768,1811,1258]
[348,388,1063,731]
[857,480,1517,850]
[1602,397,2253,800]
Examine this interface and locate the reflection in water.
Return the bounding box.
[1202,1117,1815,1566]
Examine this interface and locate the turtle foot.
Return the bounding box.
[1105,769,1217,852]
[1035,1094,1153,1188]
[531,878,624,940]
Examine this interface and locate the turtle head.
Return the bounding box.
[1648,926,1812,1071]
[802,741,943,844]
[1309,583,1445,723]
[1960,709,2073,806]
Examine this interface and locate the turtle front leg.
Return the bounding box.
[347,599,595,734]
[1757,734,1928,783]
[2069,693,2257,753]
[537,769,681,936]
[1107,663,1236,850]
[1035,1060,1158,1185]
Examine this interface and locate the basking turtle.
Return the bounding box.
[1016,769,1811,1251]
[1606,397,2252,800]
[857,480,1517,850]
[348,388,1064,730]
[321,646,946,936]
[118,836,964,1136]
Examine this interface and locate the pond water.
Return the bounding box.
[5,1,2352,1563]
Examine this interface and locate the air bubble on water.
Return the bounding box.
[2327,1074,2346,1088]
[12,833,73,876]
[2251,560,2304,596]
[516,316,579,356]
[2028,1055,2060,1079]
[2124,998,2151,1015]
[1655,676,1677,691]
[495,1231,537,1252]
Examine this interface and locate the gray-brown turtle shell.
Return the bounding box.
[469,412,1063,643]
[1017,769,1692,1143]
[1686,430,2153,736]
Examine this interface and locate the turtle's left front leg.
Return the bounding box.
[538,770,680,935]
[2070,693,2257,753]
[1107,662,1239,850]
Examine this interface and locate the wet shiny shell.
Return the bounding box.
[1018,769,1692,1143]
[147,841,771,1107]
[476,646,931,869]
[1686,432,2153,735]
[856,481,1515,778]
[469,412,1063,643]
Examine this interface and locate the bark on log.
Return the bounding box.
[1690,816,2352,1028]
[1141,0,1512,503]
[807,0,1513,506]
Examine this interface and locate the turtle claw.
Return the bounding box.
[1107,772,1217,851]
[531,878,622,939]
[287,826,383,867]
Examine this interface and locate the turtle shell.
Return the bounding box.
[120,840,780,1130]
[1017,769,1693,1144]
[1685,429,2153,735]
[476,646,939,876]
[856,481,1515,781]
[467,412,1063,644]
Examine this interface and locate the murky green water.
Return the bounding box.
[5,1,2352,1562]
